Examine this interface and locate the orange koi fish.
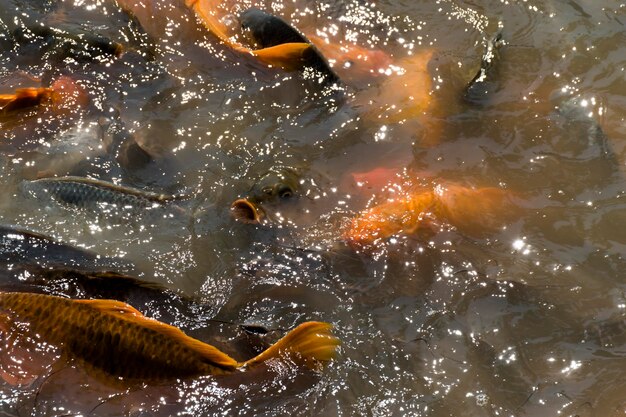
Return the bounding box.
[0,88,54,114]
[345,184,520,249]
[0,292,339,387]
[0,76,87,116]
[184,0,314,70]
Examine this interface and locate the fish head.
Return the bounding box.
[249,167,300,203]
[231,167,301,224]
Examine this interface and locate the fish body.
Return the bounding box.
[239,8,340,84]
[0,87,53,114]
[0,292,339,386]
[345,184,520,248]
[0,224,135,272]
[22,176,177,213]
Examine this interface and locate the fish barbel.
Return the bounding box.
[0,291,339,386]
[22,176,179,212]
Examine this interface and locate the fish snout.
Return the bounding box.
[231,198,265,224]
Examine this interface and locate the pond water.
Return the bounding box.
[0,0,625,416]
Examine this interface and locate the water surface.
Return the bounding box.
[0,0,625,415]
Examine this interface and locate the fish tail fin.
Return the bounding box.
[241,321,339,369]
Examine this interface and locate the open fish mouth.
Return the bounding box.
[231,198,265,224]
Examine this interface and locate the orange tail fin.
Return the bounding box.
[242,321,339,369]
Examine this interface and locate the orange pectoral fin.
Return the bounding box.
[250,43,312,70]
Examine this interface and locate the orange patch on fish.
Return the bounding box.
[0,292,339,387]
[351,166,402,192]
[345,184,519,249]
[50,76,89,112]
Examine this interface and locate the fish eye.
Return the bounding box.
[277,184,294,199]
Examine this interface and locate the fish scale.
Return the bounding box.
[21,176,175,214]
[43,179,155,209]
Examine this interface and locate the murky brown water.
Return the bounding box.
[0,0,625,416]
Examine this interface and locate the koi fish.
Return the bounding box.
[344,184,520,249]
[0,76,87,116]
[239,8,340,83]
[183,0,314,71]
[0,291,339,386]
[21,176,179,213]
[0,87,54,114]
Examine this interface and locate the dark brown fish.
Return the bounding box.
[239,8,340,84]
[0,292,339,387]
[0,224,136,273]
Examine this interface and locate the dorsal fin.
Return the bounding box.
[74,299,144,318]
[75,298,240,370]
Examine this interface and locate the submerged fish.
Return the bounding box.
[0,291,339,386]
[0,224,136,273]
[345,184,520,249]
[464,30,505,104]
[239,8,340,84]
[22,176,180,214]
[0,75,88,126]
[0,87,54,114]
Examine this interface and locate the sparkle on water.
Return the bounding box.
[0,0,625,416]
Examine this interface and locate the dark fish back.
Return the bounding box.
[240,8,340,84]
[0,224,136,272]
